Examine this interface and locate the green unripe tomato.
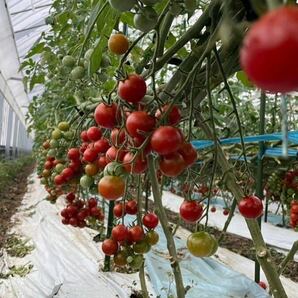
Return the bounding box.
[50,139,59,148]
[63,131,74,140]
[129,254,144,269]
[109,0,136,12]
[187,231,215,257]
[55,163,64,173]
[58,121,70,131]
[134,7,158,32]
[80,175,94,188]
[51,129,62,140]
[40,177,47,185]
[100,55,111,68]
[70,66,85,80]
[145,230,159,245]
[47,149,56,158]
[133,240,151,254]
[207,235,218,256]
[62,55,76,67]
[104,162,127,178]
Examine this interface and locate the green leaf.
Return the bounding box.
[120,12,134,27]
[26,42,45,58]
[29,74,45,91]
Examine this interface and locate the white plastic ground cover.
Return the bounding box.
[157,191,298,258]
[1,174,269,298]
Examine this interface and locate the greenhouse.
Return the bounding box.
[0,0,297,297]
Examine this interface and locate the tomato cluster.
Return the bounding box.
[60,194,104,227]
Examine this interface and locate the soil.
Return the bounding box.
[0,164,35,249]
[147,200,298,283]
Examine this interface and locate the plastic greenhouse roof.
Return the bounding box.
[0,0,51,124]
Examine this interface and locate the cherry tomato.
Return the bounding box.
[187,231,217,257]
[223,209,229,216]
[94,103,119,129]
[94,138,110,154]
[68,148,80,160]
[179,200,203,223]
[112,224,129,242]
[69,217,78,227]
[133,239,151,254]
[150,126,183,155]
[155,104,181,126]
[85,163,98,176]
[80,130,89,142]
[111,128,126,147]
[83,148,98,163]
[178,143,197,167]
[143,213,159,229]
[123,152,148,174]
[87,126,102,141]
[106,146,126,162]
[240,6,298,93]
[258,281,267,290]
[126,111,156,138]
[98,175,125,200]
[44,160,53,170]
[108,33,129,55]
[113,251,128,267]
[125,200,138,215]
[238,195,263,219]
[54,174,65,185]
[129,225,144,242]
[66,192,76,203]
[210,206,216,213]
[113,202,126,218]
[159,152,185,177]
[61,167,74,180]
[145,230,159,245]
[118,74,147,103]
[108,0,136,12]
[102,239,119,256]
[97,155,108,169]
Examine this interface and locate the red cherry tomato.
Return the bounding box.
[240,6,298,93]
[143,213,159,229]
[68,148,80,160]
[113,202,126,218]
[126,111,156,138]
[105,146,126,162]
[102,238,119,256]
[123,152,148,174]
[155,104,181,126]
[129,225,144,242]
[112,224,128,242]
[118,74,147,103]
[87,126,102,141]
[80,130,89,142]
[150,126,183,155]
[94,138,110,153]
[54,174,65,185]
[97,155,108,169]
[125,200,138,215]
[66,192,76,203]
[111,128,126,147]
[179,200,203,222]
[159,152,185,177]
[98,175,125,200]
[258,281,267,290]
[61,167,74,180]
[94,103,119,129]
[83,148,98,162]
[178,143,197,167]
[238,195,263,219]
[88,197,97,208]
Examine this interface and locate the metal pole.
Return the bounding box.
[255,91,266,283]
[0,94,4,158]
[12,117,19,158]
[5,106,13,160]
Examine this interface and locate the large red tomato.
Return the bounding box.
[155,104,181,126]
[238,195,263,219]
[94,103,118,129]
[118,74,147,103]
[126,111,156,138]
[240,6,298,93]
[159,152,185,177]
[98,176,125,200]
[179,200,203,222]
[150,126,183,155]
